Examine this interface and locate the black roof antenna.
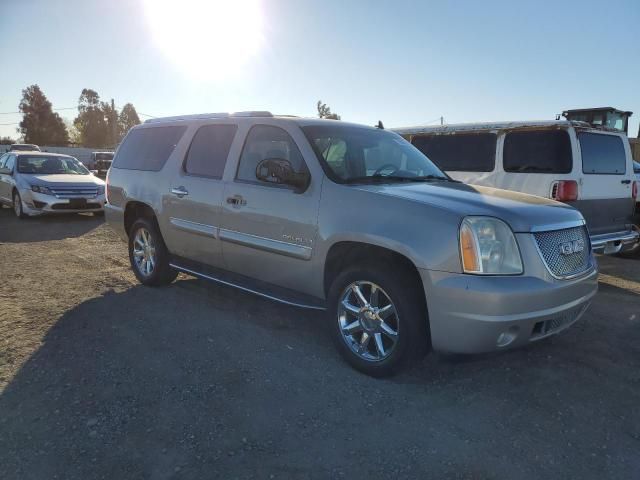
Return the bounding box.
[376,120,384,129]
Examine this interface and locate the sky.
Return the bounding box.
[1,0,639,140]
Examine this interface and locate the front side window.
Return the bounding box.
[302,125,446,183]
[0,153,8,169]
[5,155,15,171]
[503,129,572,173]
[579,132,626,175]
[113,126,187,171]
[184,124,237,178]
[236,125,308,186]
[17,155,89,175]
[411,133,496,172]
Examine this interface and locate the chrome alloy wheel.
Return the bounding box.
[337,281,399,362]
[133,228,156,277]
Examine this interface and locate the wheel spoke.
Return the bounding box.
[133,249,144,257]
[380,320,398,339]
[352,285,368,307]
[359,332,370,351]
[374,333,385,357]
[370,285,379,307]
[378,304,395,320]
[342,320,362,334]
[341,299,360,316]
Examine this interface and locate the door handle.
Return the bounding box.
[621,179,631,184]
[171,186,189,197]
[226,195,247,207]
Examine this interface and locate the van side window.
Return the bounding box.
[113,126,187,171]
[183,124,237,178]
[578,132,626,175]
[411,133,496,172]
[236,125,308,187]
[503,130,572,173]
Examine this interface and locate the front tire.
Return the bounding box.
[328,262,430,377]
[128,218,178,286]
[13,191,26,219]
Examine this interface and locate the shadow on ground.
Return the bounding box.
[1,273,639,480]
[0,207,102,243]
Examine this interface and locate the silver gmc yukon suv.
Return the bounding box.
[105,112,598,376]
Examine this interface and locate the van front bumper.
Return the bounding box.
[590,229,639,255]
[420,267,598,354]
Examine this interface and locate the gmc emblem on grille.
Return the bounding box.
[559,239,585,255]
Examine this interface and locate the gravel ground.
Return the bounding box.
[0,207,639,480]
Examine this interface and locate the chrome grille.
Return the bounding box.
[534,226,591,278]
[49,186,98,198]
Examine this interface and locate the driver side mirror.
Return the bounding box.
[255,158,310,192]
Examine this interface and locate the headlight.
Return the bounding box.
[31,185,54,195]
[459,217,523,275]
[97,185,105,195]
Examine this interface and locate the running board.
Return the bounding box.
[169,257,326,311]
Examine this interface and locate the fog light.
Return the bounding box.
[496,326,519,347]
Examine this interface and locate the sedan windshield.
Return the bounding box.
[301,125,448,183]
[17,155,90,175]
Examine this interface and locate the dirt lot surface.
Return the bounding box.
[1,207,639,480]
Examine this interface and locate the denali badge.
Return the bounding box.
[559,239,585,255]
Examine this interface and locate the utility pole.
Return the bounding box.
[440,116,444,126]
[111,98,117,147]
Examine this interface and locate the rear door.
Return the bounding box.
[220,123,321,295]
[163,123,239,268]
[576,130,635,235]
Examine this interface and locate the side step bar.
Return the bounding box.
[169,257,326,311]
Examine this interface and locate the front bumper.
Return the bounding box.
[590,229,639,255]
[21,189,106,215]
[420,266,598,354]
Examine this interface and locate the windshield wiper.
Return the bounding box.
[344,174,457,184]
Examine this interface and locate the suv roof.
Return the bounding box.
[392,120,607,136]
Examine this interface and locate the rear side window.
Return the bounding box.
[503,130,572,173]
[184,124,237,178]
[113,126,187,171]
[411,133,496,172]
[579,132,626,175]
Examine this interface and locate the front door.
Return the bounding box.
[162,123,238,268]
[220,124,321,295]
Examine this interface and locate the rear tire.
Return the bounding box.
[128,218,178,286]
[12,191,26,219]
[327,261,430,377]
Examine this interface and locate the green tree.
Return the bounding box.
[317,100,340,120]
[73,88,109,147]
[118,103,141,140]
[18,85,69,145]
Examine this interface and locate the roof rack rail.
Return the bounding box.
[145,111,274,124]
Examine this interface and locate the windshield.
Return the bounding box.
[17,155,90,175]
[301,125,447,183]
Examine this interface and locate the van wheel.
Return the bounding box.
[13,191,26,219]
[128,218,178,286]
[327,262,429,377]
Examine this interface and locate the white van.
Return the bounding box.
[395,120,639,255]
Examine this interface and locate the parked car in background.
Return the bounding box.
[9,143,40,152]
[395,120,639,256]
[105,112,597,376]
[0,151,105,218]
[90,152,114,179]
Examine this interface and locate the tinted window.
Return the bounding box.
[411,133,496,172]
[184,124,237,178]
[504,130,572,173]
[113,126,187,171]
[236,125,307,186]
[579,132,626,175]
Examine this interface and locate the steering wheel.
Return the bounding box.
[372,163,399,176]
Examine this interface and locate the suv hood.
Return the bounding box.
[356,182,584,232]
[24,174,105,186]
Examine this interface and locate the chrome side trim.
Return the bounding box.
[219,228,312,260]
[529,219,586,233]
[169,263,325,310]
[169,217,218,238]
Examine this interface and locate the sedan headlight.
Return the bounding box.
[31,185,54,195]
[459,217,523,275]
[97,185,105,195]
